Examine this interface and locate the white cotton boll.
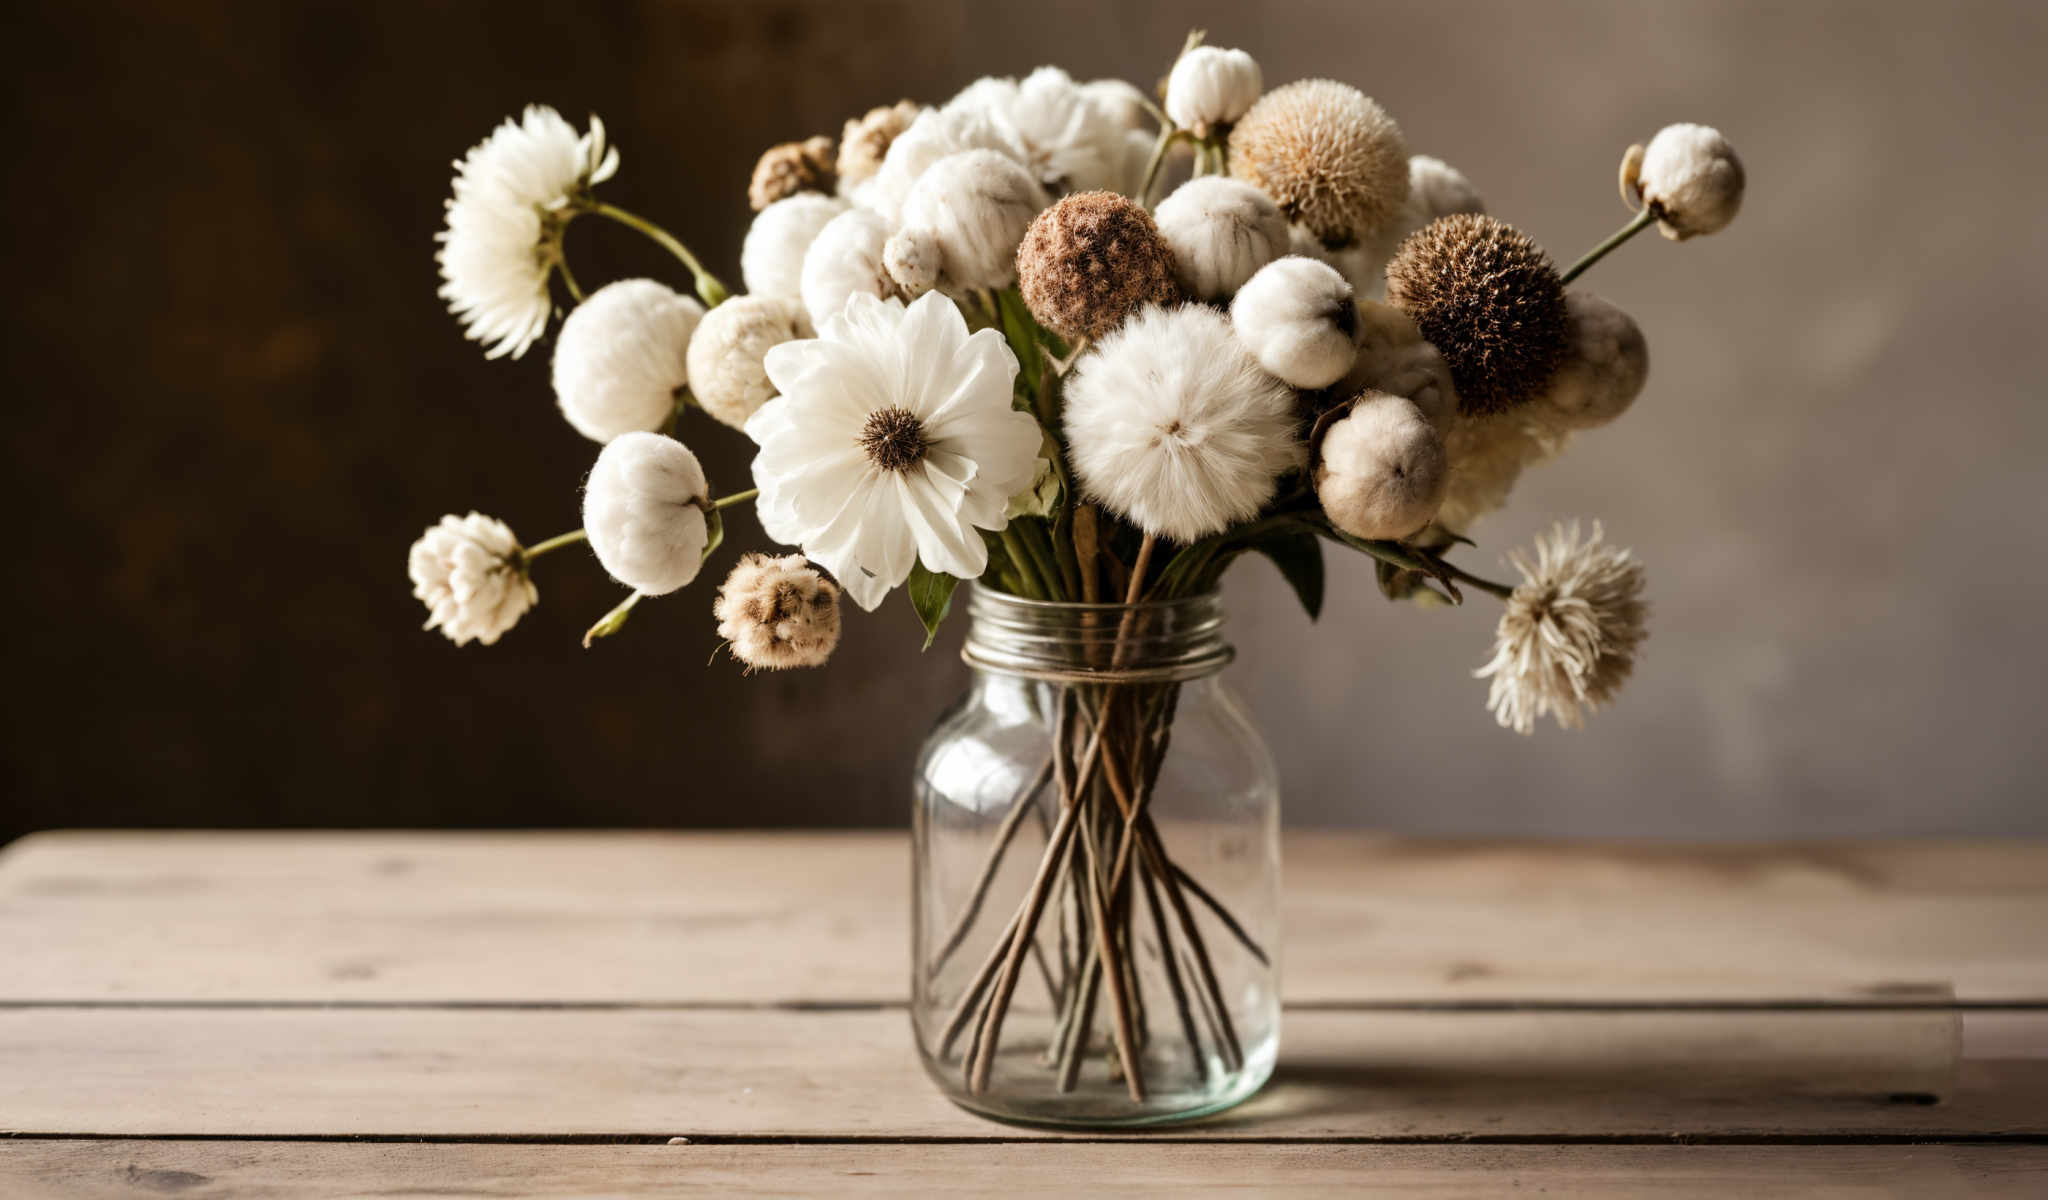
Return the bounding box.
[863,104,1027,222]
[1230,257,1357,389]
[741,193,848,299]
[893,149,1049,292]
[550,279,704,443]
[1539,291,1649,430]
[881,227,942,298]
[1165,46,1262,136]
[1154,176,1289,300]
[581,431,711,596]
[1404,156,1484,229]
[1342,300,1459,431]
[1064,304,1299,543]
[801,207,896,327]
[407,512,538,647]
[1629,123,1744,240]
[686,295,814,431]
[1083,78,1153,132]
[1315,392,1447,541]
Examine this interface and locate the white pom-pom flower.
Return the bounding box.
[686,295,814,431]
[749,292,1042,611]
[800,207,897,328]
[1082,78,1153,132]
[948,67,1136,195]
[581,432,712,596]
[1154,177,1289,300]
[1230,256,1358,388]
[1478,521,1648,734]
[1064,304,1298,543]
[1625,123,1744,240]
[408,512,539,646]
[551,279,704,443]
[436,106,618,360]
[741,193,849,299]
[1541,291,1649,430]
[862,104,1028,222]
[1165,46,1262,136]
[886,149,1049,293]
[1403,155,1484,230]
[1314,392,1447,541]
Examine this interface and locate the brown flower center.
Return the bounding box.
[859,405,929,473]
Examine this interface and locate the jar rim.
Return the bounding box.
[965,582,1223,615]
[962,583,1233,683]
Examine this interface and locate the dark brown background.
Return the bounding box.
[4,1,2044,845]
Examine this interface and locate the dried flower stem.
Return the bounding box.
[519,529,588,563]
[929,755,1055,976]
[583,200,731,307]
[1561,208,1656,285]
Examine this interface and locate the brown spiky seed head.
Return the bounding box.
[1228,79,1409,248]
[1015,191,1181,342]
[748,136,837,212]
[837,100,922,186]
[1384,214,1570,416]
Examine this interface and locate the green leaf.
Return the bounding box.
[1250,530,1324,621]
[907,562,960,650]
[581,591,643,649]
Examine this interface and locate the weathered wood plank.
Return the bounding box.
[0,1007,2035,1140]
[2,831,2043,1004]
[3,1142,2045,1199]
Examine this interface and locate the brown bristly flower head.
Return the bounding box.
[1385,213,1570,416]
[749,136,838,212]
[837,100,922,186]
[1015,191,1180,342]
[1228,79,1409,248]
[713,553,842,672]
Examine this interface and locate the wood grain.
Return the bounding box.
[4,1142,2046,1199]
[3,831,2043,1004]
[1,1006,2036,1140]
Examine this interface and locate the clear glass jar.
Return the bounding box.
[911,586,1281,1127]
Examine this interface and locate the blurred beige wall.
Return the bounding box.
[6,0,2043,840]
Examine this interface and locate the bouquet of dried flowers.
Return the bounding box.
[407,31,1744,1104]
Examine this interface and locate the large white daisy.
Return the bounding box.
[436,105,619,360]
[748,292,1041,611]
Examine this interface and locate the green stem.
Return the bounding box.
[554,254,586,303]
[708,488,758,511]
[586,201,731,306]
[520,529,588,561]
[1560,208,1656,285]
[1137,127,1185,209]
[999,527,1049,599]
[1019,519,1070,602]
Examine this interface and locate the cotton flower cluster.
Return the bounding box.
[408,512,538,646]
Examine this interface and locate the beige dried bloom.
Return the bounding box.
[1385,214,1569,416]
[685,295,814,430]
[714,553,842,671]
[749,135,837,211]
[1341,300,1459,431]
[1016,191,1180,341]
[1228,79,1409,248]
[1435,410,1568,533]
[1539,291,1649,431]
[407,512,538,647]
[1622,123,1744,240]
[1477,521,1647,734]
[837,100,922,187]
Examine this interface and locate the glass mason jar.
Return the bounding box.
[911,586,1281,1127]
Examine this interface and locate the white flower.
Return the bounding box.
[686,295,814,430]
[1625,123,1744,240]
[1154,177,1288,300]
[742,193,849,299]
[801,208,896,328]
[1540,291,1649,430]
[945,67,1136,195]
[1341,299,1459,430]
[1082,78,1153,132]
[1286,222,1388,301]
[1403,155,1484,231]
[1165,46,1262,136]
[713,552,842,672]
[1314,392,1446,540]
[749,291,1041,611]
[1477,521,1648,734]
[862,104,1028,223]
[551,279,703,443]
[582,432,712,596]
[1436,411,1567,534]
[886,150,1049,293]
[408,512,538,646]
[436,106,618,360]
[1064,304,1299,542]
[1230,256,1358,388]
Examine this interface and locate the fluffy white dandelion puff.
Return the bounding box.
[551,279,703,443]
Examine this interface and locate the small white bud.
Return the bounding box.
[1165,46,1262,136]
[1230,257,1357,389]
[1627,123,1744,240]
[1315,392,1447,541]
[581,432,711,597]
[882,227,942,298]
[892,149,1049,292]
[551,279,703,443]
[801,208,896,327]
[741,193,848,298]
[1154,176,1288,300]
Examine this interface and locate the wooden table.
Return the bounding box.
[1,832,2043,1196]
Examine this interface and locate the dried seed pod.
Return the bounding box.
[748,135,837,211]
[1385,214,1568,416]
[1016,191,1180,341]
[1228,79,1409,248]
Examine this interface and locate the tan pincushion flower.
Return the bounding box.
[1385,214,1569,416]
[1228,79,1410,248]
[1477,521,1647,734]
[714,553,842,671]
[837,100,922,186]
[749,135,837,211]
[1016,191,1180,341]
[1435,410,1569,533]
